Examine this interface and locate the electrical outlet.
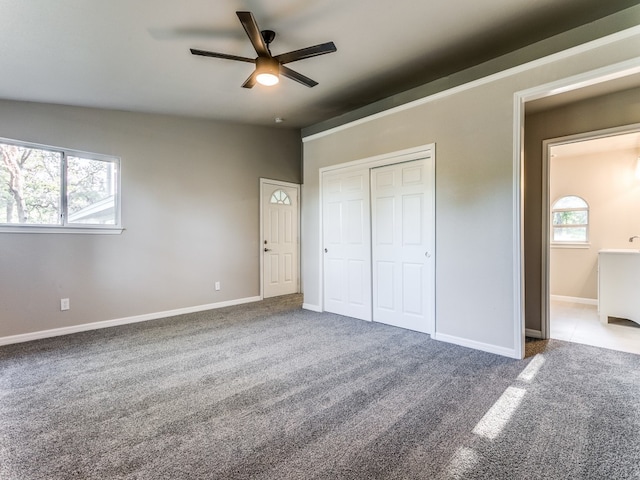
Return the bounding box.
[60,298,70,311]
[215,281,221,291]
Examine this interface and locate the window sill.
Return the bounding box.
[0,226,124,235]
[551,242,590,249]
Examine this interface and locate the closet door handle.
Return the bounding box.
[264,248,271,252]
[324,248,328,253]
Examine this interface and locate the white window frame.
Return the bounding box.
[550,195,589,247]
[0,137,123,234]
[269,189,292,205]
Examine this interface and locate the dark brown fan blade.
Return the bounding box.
[242,71,258,89]
[190,49,255,63]
[274,42,336,65]
[280,66,318,88]
[237,11,270,57]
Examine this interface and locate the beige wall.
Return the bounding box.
[524,88,640,332]
[303,28,640,356]
[0,100,301,338]
[549,147,640,299]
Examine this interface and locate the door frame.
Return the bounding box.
[318,143,436,333]
[540,123,640,339]
[514,57,640,358]
[260,178,301,299]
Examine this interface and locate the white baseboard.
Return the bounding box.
[525,328,543,339]
[550,295,597,306]
[433,332,519,359]
[302,303,322,312]
[0,296,261,347]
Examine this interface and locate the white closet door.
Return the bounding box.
[322,168,372,321]
[371,159,434,333]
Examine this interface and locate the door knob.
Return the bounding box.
[425,251,431,258]
[324,248,328,253]
[264,248,271,252]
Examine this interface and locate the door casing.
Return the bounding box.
[514,57,640,359]
[260,178,301,299]
[540,123,640,339]
[318,144,436,335]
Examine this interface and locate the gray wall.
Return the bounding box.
[302,28,640,357]
[0,100,301,338]
[524,87,640,332]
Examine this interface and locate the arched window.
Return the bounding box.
[551,195,589,243]
[270,189,291,205]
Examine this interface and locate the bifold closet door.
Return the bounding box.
[322,168,372,321]
[371,159,434,333]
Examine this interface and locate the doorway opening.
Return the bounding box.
[544,127,640,355]
[516,60,640,359]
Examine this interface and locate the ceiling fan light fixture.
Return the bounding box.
[256,57,280,86]
[189,11,336,88]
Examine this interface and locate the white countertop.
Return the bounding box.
[599,249,640,254]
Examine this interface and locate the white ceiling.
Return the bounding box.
[552,131,640,159]
[0,0,637,128]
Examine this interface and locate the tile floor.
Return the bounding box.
[551,300,640,355]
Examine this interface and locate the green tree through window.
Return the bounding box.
[551,195,588,243]
[0,139,119,227]
[0,143,61,224]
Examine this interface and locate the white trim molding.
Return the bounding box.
[513,84,526,360]
[0,226,124,234]
[550,295,598,306]
[302,303,322,313]
[525,329,543,339]
[0,296,261,346]
[432,333,518,359]
[319,144,434,174]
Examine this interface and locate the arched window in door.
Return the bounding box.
[270,189,291,205]
[551,195,589,243]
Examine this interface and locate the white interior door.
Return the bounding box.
[371,159,434,333]
[262,182,299,298]
[322,168,372,321]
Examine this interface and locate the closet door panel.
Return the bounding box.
[372,159,433,333]
[322,168,372,321]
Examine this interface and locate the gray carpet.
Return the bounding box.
[1,294,639,479]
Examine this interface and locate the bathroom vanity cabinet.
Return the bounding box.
[598,249,640,325]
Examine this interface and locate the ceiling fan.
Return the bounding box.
[190,11,337,88]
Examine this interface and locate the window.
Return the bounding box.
[551,195,588,243]
[0,138,120,231]
[270,189,291,205]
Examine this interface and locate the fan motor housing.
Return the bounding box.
[256,56,280,75]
